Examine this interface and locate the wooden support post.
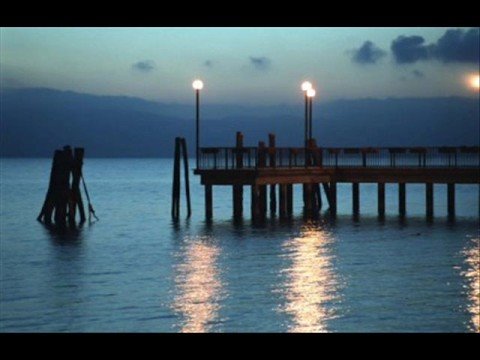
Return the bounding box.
[205,184,213,220]
[426,183,434,218]
[378,182,385,217]
[54,146,73,228]
[233,185,243,219]
[70,147,86,225]
[279,184,287,218]
[330,182,337,215]
[268,134,276,215]
[352,182,359,214]
[171,138,181,219]
[38,150,62,225]
[315,183,322,211]
[399,183,406,216]
[260,185,267,218]
[251,184,264,221]
[180,138,192,218]
[447,183,455,217]
[303,183,313,215]
[233,132,244,219]
[287,184,293,217]
[322,183,332,209]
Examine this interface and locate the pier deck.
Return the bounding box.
[193,133,479,220]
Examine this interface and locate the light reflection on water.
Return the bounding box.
[461,236,480,332]
[278,221,340,332]
[171,237,224,332]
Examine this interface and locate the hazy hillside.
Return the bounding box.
[1,88,478,157]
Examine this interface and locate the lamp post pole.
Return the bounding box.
[304,92,308,147]
[196,88,200,169]
[301,81,312,168]
[309,95,313,140]
[192,79,203,169]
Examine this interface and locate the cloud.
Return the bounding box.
[249,56,271,71]
[391,35,430,64]
[132,60,155,73]
[433,28,479,63]
[391,28,479,64]
[351,41,386,64]
[412,69,425,78]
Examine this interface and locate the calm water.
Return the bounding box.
[0,158,478,332]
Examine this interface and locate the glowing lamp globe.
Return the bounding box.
[306,88,316,98]
[301,81,312,92]
[471,75,480,90]
[192,80,204,90]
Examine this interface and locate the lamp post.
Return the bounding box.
[306,88,316,141]
[192,79,204,169]
[301,81,312,147]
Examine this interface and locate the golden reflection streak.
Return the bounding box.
[280,223,339,332]
[172,239,223,333]
[462,237,479,332]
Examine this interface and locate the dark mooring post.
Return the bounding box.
[205,184,213,220]
[54,146,73,228]
[38,150,62,225]
[233,132,244,218]
[378,182,385,217]
[447,183,455,217]
[180,138,192,218]
[279,184,287,218]
[399,183,406,216]
[329,182,337,216]
[258,141,267,218]
[268,133,276,215]
[352,182,360,214]
[287,184,293,217]
[303,183,313,216]
[70,147,86,226]
[426,183,434,218]
[171,138,181,219]
[251,184,263,222]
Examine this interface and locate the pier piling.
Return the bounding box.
[352,182,359,214]
[399,183,406,216]
[426,183,434,218]
[378,182,385,217]
[447,183,455,217]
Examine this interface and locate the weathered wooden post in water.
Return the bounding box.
[171,137,192,220]
[38,145,92,228]
[70,148,86,226]
[233,132,244,219]
[268,133,277,215]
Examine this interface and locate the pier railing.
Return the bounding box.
[198,146,480,170]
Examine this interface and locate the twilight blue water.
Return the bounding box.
[0,158,478,332]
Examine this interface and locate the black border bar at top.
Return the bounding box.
[2,5,479,27]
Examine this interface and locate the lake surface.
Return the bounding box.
[0,158,478,332]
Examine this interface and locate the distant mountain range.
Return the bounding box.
[1,87,478,157]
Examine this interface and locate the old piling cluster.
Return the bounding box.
[37,146,90,228]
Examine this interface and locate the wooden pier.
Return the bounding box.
[194,133,480,221]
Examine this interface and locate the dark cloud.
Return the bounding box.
[391,35,430,64]
[132,60,155,73]
[433,28,479,63]
[351,41,386,64]
[412,69,425,78]
[204,60,214,67]
[249,56,271,71]
[391,28,479,64]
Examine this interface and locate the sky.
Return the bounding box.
[1,27,479,105]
